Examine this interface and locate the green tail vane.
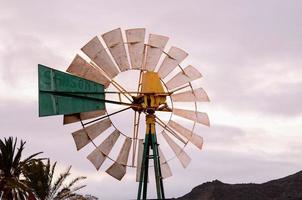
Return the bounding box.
[38,64,105,117]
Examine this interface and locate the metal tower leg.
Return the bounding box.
[151,133,165,199]
[137,114,165,200]
[137,133,149,200]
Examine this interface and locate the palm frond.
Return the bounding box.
[70,184,86,193]
[49,165,71,198]
[66,176,87,189]
[23,159,52,200]
[49,161,57,187]
[12,139,25,175]
[21,152,44,165]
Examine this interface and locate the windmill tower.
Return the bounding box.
[38,28,210,199]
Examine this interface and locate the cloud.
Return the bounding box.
[206,74,302,117]
[1,0,302,199]
[0,27,67,101]
[148,0,302,117]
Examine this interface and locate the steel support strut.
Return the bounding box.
[137,114,165,200]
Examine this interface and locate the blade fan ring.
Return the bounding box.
[67,28,209,176]
[77,54,198,168]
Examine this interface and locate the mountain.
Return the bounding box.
[175,171,302,200]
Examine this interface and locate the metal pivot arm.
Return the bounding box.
[39,90,133,107]
[137,114,165,200]
[132,111,141,166]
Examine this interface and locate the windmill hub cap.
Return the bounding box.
[131,71,170,113]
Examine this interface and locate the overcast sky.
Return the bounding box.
[1,0,302,199]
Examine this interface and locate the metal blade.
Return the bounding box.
[173,108,210,127]
[106,137,132,180]
[67,54,110,87]
[102,28,130,72]
[116,137,132,165]
[81,36,119,78]
[64,55,109,125]
[155,116,186,144]
[87,129,120,170]
[171,88,209,102]
[168,120,203,149]
[144,34,169,71]
[162,131,191,168]
[125,28,145,69]
[136,139,144,182]
[158,147,172,179]
[166,65,202,90]
[99,129,121,155]
[105,162,126,181]
[71,118,111,150]
[87,148,106,171]
[157,47,188,79]
[63,110,106,125]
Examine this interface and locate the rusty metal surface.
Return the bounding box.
[71,118,111,150]
[102,28,130,72]
[162,131,191,168]
[144,34,169,71]
[81,36,119,78]
[166,65,202,90]
[126,28,145,69]
[158,47,188,79]
[173,108,210,126]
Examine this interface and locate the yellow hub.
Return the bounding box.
[132,71,170,113]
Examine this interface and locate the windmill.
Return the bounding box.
[38,28,210,199]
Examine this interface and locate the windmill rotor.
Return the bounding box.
[38,27,210,199]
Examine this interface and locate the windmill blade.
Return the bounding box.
[173,108,210,127]
[155,116,186,144]
[106,137,132,180]
[81,36,119,78]
[67,54,110,87]
[64,110,106,125]
[166,65,202,90]
[64,54,110,124]
[168,120,203,149]
[105,162,127,181]
[87,129,120,170]
[126,28,145,69]
[171,88,209,102]
[116,137,132,165]
[136,139,144,182]
[96,129,120,155]
[102,28,130,72]
[144,34,169,71]
[162,131,191,168]
[158,147,172,179]
[157,47,188,79]
[72,118,111,151]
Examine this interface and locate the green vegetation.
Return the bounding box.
[0,137,96,200]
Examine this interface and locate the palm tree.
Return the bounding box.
[24,159,87,200]
[0,137,42,200]
[69,194,98,200]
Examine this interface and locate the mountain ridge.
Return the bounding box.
[174,170,302,200]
